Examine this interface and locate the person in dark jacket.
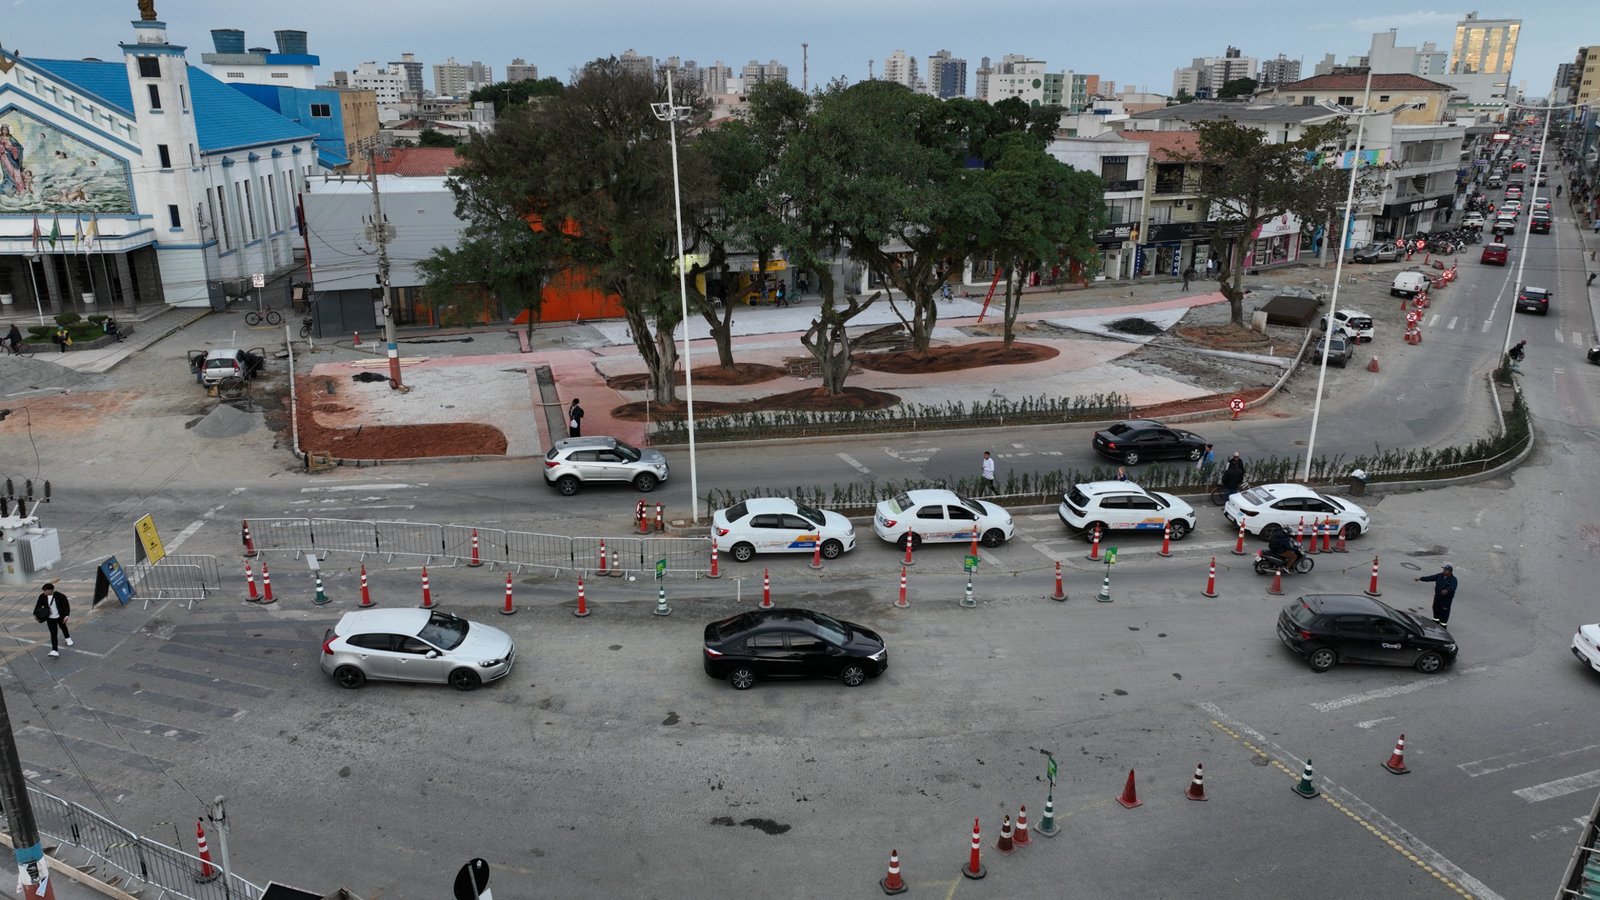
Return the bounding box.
[1416,564,1458,625]
[32,583,72,657]
[1220,452,1246,497]
[1267,527,1300,572]
[568,399,584,437]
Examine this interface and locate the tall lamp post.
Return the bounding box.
[1304,70,1413,479]
[651,74,700,524]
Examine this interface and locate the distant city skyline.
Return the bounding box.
[3,0,1589,100]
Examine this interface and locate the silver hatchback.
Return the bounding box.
[542,436,669,495]
[320,608,514,691]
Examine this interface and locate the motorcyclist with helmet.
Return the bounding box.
[1267,528,1301,573]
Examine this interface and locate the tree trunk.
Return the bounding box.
[1218,238,1248,326]
[624,303,677,406]
[801,272,876,396]
[1001,265,1020,349]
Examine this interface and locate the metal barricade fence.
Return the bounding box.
[443,524,508,566]
[506,529,578,572]
[308,517,378,558]
[13,784,262,899]
[372,520,443,563]
[638,536,711,573]
[127,554,222,602]
[248,517,314,557]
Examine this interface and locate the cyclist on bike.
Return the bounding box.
[1219,452,1246,498]
[4,323,21,354]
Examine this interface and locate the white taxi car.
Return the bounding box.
[1224,483,1370,540]
[711,497,856,562]
[1057,481,1196,542]
[1573,625,1600,673]
[872,489,1014,549]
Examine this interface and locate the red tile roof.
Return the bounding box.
[1277,73,1454,92]
[1135,130,1202,161]
[372,147,462,176]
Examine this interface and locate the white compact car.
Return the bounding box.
[1573,625,1600,673]
[1057,481,1196,542]
[872,489,1014,549]
[320,608,515,691]
[1324,308,1375,343]
[1224,483,1370,540]
[711,497,856,562]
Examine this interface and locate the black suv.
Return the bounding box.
[703,608,887,690]
[1530,213,1552,234]
[1516,286,1552,315]
[1091,419,1209,466]
[1277,594,1458,674]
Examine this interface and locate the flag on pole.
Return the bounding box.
[74,214,84,251]
[86,213,99,250]
[48,213,60,249]
[31,215,41,252]
[1046,753,1058,786]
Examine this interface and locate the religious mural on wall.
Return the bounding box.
[0,109,134,214]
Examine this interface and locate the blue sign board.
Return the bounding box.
[96,556,136,607]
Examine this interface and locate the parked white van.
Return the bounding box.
[1390,270,1430,298]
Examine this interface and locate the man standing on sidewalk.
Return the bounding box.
[32,583,72,657]
[980,451,996,495]
[1416,564,1458,626]
[568,399,584,437]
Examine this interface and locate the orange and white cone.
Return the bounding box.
[707,539,720,579]
[468,528,483,567]
[1268,566,1285,595]
[994,813,1014,855]
[1159,522,1173,557]
[358,564,374,608]
[810,539,823,570]
[259,562,276,605]
[194,818,220,882]
[599,539,610,575]
[760,568,773,610]
[879,848,907,895]
[1383,734,1410,774]
[574,575,590,618]
[895,567,909,609]
[420,566,434,609]
[241,519,257,558]
[1185,763,1208,800]
[1364,556,1382,597]
[245,561,259,602]
[1013,804,1032,847]
[501,572,517,616]
[902,533,915,567]
[1202,556,1219,598]
[1232,518,1248,556]
[961,818,986,879]
[1086,525,1102,561]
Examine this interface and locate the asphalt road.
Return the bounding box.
[1,206,1597,898]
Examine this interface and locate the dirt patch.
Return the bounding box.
[290,376,507,459]
[1135,387,1271,419]
[1176,323,1294,355]
[1107,317,1165,336]
[611,386,900,421]
[7,391,138,434]
[606,363,786,391]
[852,341,1058,374]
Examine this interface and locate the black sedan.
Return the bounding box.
[1092,419,1209,466]
[703,608,887,690]
[1277,594,1458,674]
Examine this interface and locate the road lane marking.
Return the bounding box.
[1446,316,1458,330]
[299,483,424,493]
[1574,331,1584,345]
[1355,716,1396,730]
[836,453,870,474]
[1554,329,1565,343]
[1310,678,1448,711]
[1481,320,1492,332]
[1513,769,1600,803]
[1427,313,1440,327]
[1460,742,1600,777]
[1202,701,1504,900]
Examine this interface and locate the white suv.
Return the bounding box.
[542,437,669,495]
[1057,481,1196,542]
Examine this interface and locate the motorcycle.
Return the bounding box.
[1253,543,1315,576]
[1587,346,1600,366]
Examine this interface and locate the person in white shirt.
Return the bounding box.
[980,451,996,495]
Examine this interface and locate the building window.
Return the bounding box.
[268,174,280,230]
[167,205,181,229]
[147,84,162,110]
[242,182,257,240]
[157,144,171,168]
[1379,95,1391,102]
[311,103,332,118]
[1101,157,1130,182]
[180,85,188,112]
[1336,95,1355,106]
[216,190,231,248]
[137,57,161,78]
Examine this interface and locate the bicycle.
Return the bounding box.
[2,340,35,357]
[245,309,283,327]
[299,317,313,339]
[1210,482,1248,507]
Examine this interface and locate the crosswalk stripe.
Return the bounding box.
[1554,330,1565,343]
[1481,320,1492,332]
[1427,313,1440,327]
[1513,769,1600,803]
[1447,316,1458,330]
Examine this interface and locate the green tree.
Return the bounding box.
[469,77,565,114]
[1217,77,1258,100]
[417,128,460,147]
[1169,90,1195,106]
[1184,119,1349,325]
[417,215,556,335]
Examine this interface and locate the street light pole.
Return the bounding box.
[652,74,700,524]
[0,684,56,898]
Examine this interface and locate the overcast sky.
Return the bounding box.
[3,0,1586,99]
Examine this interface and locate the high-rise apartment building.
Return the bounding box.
[740,60,789,87]
[505,58,538,83]
[1172,48,1257,98]
[433,58,493,96]
[618,49,655,79]
[350,61,407,106]
[1209,47,1258,92]
[1446,11,1520,104]
[1367,30,1447,77]
[1259,54,1301,87]
[389,52,425,99]
[984,56,1048,105]
[701,60,733,96]
[1568,46,1600,108]
[882,50,919,90]
[926,49,967,98]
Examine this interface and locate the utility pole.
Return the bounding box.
[802,43,808,94]
[0,685,55,898]
[365,148,404,391]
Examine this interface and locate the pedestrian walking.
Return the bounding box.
[775,280,788,307]
[980,451,996,495]
[1416,564,1458,626]
[796,271,809,295]
[4,323,21,354]
[1182,264,1196,291]
[32,583,72,657]
[1220,452,1246,497]
[1196,442,1215,473]
[568,399,584,438]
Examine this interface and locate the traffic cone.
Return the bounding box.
[1333,526,1348,553]
[655,502,665,533]
[609,548,621,577]
[259,562,276,605]
[1293,759,1319,798]
[638,505,650,535]
[1116,770,1143,809]
[880,849,907,895]
[313,572,330,605]
[420,566,434,609]
[195,818,219,882]
[961,570,976,608]
[1268,566,1285,595]
[707,539,720,579]
[961,818,986,879]
[1096,568,1112,602]
[1305,521,1318,555]
[968,534,979,558]
[1320,519,1332,553]
[1185,763,1208,801]
[1367,355,1380,373]
[356,565,373,607]
[994,813,1015,855]
[1364,556,1382,597]
[1036,792,1059,837]
[245,561,259,602]
[574,575,590,618]
[241,520,257,558]
[895,566,909,609]
[599,539,610,576]
[1013,805,1032,847]
[501,572,517,616]
[1383,734,1410,775]
[1159,522,1173,557]
[761,568,773,609]
[1051,560,1066,601]
[468,528,483,567]
[902,533,915,567]
[653,583,671,616]
[810,539,823,570]
[1202,556,1219,598]
[1086,524,1102,561]
[1232,518,1248,556]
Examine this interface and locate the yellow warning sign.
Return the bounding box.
[134,514,166,565]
